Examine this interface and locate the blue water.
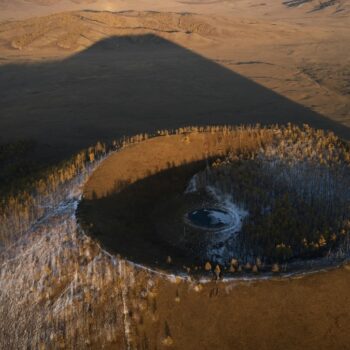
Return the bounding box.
[187,208,231,229]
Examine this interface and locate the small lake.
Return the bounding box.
[187,208,232,230]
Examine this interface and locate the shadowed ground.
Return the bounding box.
[1,34,349,166]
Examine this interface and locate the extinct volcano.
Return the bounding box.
[77,125,350,277]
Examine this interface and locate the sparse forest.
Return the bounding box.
[0,131,160,247]
[1,124,350,349]
[2,124,350,268]
[200,125,350,263]
[76,124,350,273]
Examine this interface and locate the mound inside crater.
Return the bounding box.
[77,126,350,276]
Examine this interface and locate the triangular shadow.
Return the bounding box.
[1,33,349,163]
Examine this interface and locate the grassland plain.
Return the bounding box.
[0,4,349,172]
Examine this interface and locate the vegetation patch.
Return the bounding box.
[195,128,350,265]
[77,125,350,276]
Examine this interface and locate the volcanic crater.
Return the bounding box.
[77,125,350,278]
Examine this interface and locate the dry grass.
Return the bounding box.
[1,125,350,349]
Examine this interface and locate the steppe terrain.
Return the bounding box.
[1,1,350,349]
[0,0,350,165]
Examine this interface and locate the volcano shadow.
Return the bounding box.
[0,33,349,164]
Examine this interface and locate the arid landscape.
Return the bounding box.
[1,1,350,349]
